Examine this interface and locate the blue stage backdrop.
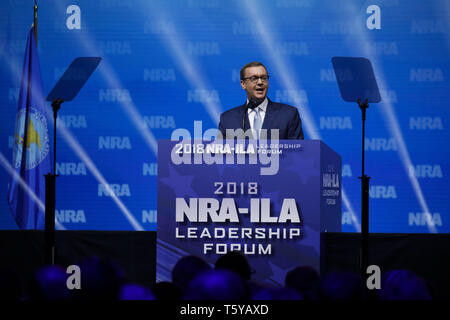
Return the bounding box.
[0,0,448,234]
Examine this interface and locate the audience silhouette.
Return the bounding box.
[185,269,249,300]
[379,269,432,300]
[0,252,435,300]
[318,271,368,300]
[285,266,320,300]
[171,255,212,297]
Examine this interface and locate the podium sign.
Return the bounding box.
[157,140,341,285]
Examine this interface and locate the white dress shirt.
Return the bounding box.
[247,97,268,131]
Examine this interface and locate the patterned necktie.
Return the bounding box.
[253,107,262,140]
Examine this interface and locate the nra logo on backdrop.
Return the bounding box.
[143,116,176,129]
[365,138,398,151]
[57,115,87,129]
[232,21,262,35]
[409,117,443,130]
[56,162,87,176]
[98,136,132,150]
[320,117,352,130]
[409,212,442,227]
[379,90,398,103]
[369,185,397,199]
[99,41,132,55]
[144,21,176,35]
[409,68,444,82]
[320,68,353,82]
[56,210,86,224]
[342,164,352,178]
[188,42,220,55]
[143,68,176,82]
[143,162,157,176]
[98,89,132,103]
[275,42,309,56]
[98,184,131,197]
[364,42,398,55]
[341,211,354,226]
[142,210,157,223]
[408,165,443,178]
[187,89,219,103]
[275,90,308,105]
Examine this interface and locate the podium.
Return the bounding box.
[157,140,341,285]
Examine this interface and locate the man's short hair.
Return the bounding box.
[240,61,268,80]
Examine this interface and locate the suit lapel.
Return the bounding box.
[261,99,276,130]
[237,104,251,131]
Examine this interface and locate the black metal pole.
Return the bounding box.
[44,99,62,265]
[358,98,370,277]
[44,173,55,265]
[52,100,61,176]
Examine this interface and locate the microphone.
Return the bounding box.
[242,99,259,130]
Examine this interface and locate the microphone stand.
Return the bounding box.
[44,98,63,265]
[358,98,371,277]
[242,99,259,131]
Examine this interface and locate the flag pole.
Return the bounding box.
[33,0,56,266]
[34,1,38,45]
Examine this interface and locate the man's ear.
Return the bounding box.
[240,80,246,90]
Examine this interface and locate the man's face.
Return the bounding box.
[240,66,269,103]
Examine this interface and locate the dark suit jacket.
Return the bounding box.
[218,99,304,139]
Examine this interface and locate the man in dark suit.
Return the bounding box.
[218,61,304,140]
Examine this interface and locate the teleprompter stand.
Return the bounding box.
[44,57,101,265]
[332,57,381,277]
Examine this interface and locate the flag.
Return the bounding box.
[8,28,51,229]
